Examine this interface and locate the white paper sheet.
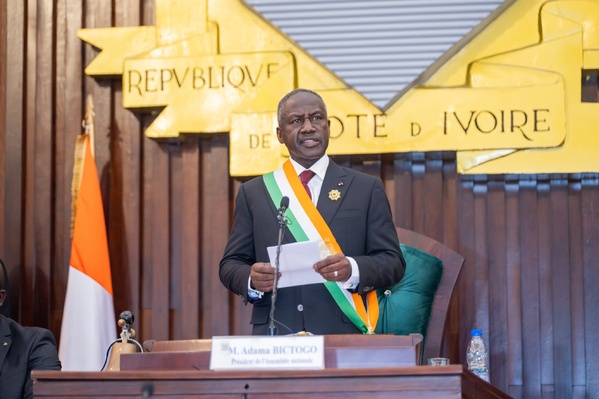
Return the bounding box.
[267,240,326,288]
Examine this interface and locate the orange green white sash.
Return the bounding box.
[263,160,378,334]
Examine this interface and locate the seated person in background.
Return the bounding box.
[0,260,9,317]
[219,88,405,335]
[0,261,62,399]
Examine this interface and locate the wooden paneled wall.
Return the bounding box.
[1,1,598,398]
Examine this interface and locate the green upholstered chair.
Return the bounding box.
[376,227,464,364]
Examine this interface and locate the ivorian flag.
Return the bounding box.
[59,132,115,371]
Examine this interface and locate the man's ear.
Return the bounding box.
[0,290,5,307]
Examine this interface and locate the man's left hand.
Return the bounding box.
[313,253,350,281]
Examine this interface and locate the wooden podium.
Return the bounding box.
[122,334,424,370]
[33,335,514,398]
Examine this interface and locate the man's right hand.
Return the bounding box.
[250,262,279,292]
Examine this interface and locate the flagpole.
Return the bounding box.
[59,95,116,371]
[83,95,95,156]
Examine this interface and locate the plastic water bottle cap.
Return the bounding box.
[471,329,483,336]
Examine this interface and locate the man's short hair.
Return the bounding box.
[277,88,327,126]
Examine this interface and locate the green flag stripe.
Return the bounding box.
[263,170,371,334]
[325,281,369,334]
[263,172,308,242]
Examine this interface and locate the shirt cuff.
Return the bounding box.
[247,276,264,302]
[342,257,360,291]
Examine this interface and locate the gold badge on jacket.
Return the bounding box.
[328,189,341,201]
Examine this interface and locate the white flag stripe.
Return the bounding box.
[272,167,356,309]
[59,266,115,371]
[272,167,321,240]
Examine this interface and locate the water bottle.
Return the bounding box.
[466,329,490,382]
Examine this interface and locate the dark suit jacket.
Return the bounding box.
[220,160,405,335]
[0,315,62,399]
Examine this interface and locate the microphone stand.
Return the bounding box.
[268,205,288,336]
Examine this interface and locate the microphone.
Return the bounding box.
[268,196,289,336]
[101,310,143,371]
[278,196,289,215]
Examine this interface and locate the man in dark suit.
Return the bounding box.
[220,88,405,335]
[0,262,61,399]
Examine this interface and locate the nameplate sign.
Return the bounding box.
[209,335,325,370]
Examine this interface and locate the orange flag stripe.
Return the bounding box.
[69,134,113,295]
[282,161,377,329]
[282,161,342,253]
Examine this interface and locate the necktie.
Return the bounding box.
[299,170,316,200]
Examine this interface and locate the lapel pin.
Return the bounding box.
[328,189,341,201]
[338,181,344,186]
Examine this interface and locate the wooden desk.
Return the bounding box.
[33,366,514,398]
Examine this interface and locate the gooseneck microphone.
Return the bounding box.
[268,196,289,336]
[279,196,289,213]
